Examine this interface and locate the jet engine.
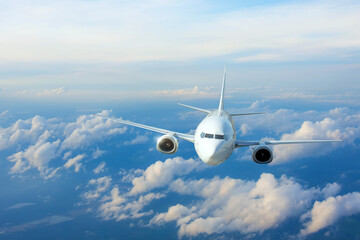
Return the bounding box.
[156,135,179,154]
[252,146,273,164]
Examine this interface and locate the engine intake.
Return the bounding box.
[156,135,178,154]
[252,146,273,164]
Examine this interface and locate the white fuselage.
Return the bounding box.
[194,110,236,165]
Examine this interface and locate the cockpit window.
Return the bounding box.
[201,132,226,140]
[204,133,214,138]
[215,134,224,140]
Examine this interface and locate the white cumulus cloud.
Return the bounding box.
[83,176,112,200]
[124,135,149,145]
[272,111,360,164]
[61,110,126,150]
[8,138,60,177]
[300,192,360,236]
[1,110,126,178]
[80,157,205,222]
[93,162,106,174]
[98,188,165,221]
[79,157,360,238]
[129,157,204,195]
[64,154,86,172]
[165,173,322,237]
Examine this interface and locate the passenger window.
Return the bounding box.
[215,134,224,140]
[205,133,214,138]
[200,132,205,138]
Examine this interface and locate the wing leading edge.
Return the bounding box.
[97,115,195,142]
[235,139,342,148]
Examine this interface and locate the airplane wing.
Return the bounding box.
[97,115,195,143]
[235,139,342,148]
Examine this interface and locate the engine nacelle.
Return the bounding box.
[156,135,179,154]
[252,146,273,164]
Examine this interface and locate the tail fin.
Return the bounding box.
[218,65,226,115]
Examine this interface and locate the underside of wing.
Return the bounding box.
[264,140,342,145]
[234,141,260,147]
[98,115,195,142]
[235,139,342,148]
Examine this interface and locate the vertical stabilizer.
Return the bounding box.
[218,65,226,115]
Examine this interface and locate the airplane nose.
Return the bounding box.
[199,141,224,165]
[205,147,217,160]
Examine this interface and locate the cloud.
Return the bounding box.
[43,87,66,95]
[79,157,360,238]
[62,110,126,150]
[233,107,360,164]
[6,202,36,210]
[0,110,9,118]
[83,176,112,200]
[1,110,126,178]
[0,215,73,234]
[92,148,106,159]
[0,0,359,63]
[129,157,204,195]
[154,86,217,98]
[235,53,286,62]
[8,138,60,177]
[99,190,165,221]
[64,154,86,172]
[151,204,195,225]
[249,100,267,109]
[234,108,308,136]
[239,123,250,136]
[93,162,106,174]
[273,118,341,164]
[124,135,149,145]
[0,115,50,150]
[300,192,360,236]
[18,87,67,97]
[165,173,322,237]
[321,183,341,199]
[272,109,360,164]
[81,157,204,222]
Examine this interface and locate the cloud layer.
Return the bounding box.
[80,157,360,238]
[1,0,359,63]
[2,105,359,238]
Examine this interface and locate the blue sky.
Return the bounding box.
[1,0,360,239]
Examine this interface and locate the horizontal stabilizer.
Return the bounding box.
[178,103,211,114]
[231,112,265,116]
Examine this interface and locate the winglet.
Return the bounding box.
[218,65,226,115]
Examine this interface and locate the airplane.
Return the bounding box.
[99,67,341,165]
